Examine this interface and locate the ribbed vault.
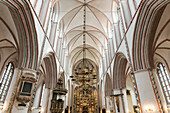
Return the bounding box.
[55,0,117,69]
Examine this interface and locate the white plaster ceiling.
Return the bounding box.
[55,0,117,67]
[0,3,18,69]
[154,4,170,67]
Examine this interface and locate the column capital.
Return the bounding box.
[52,21,58,24]
[134,69,150,74]
[18,68,38,75]
[58,36,62,39]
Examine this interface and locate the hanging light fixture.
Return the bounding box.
[71,1,98,112]
[71,0,96,81]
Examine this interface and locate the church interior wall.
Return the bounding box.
[0,0,169,113]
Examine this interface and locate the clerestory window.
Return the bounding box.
[157,63,170,104]
[0,62,14,102]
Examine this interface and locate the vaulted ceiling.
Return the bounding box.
[54,0,117,68]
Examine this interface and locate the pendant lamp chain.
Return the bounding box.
[83,0,86,66]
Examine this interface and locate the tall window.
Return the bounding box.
[157,63,170,104]
[0,62,14,102]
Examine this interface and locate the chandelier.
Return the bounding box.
[70,0,97,112]
[70,0,97,83]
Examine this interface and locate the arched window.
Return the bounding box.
[157,63,170,104]
[0,62,14,102]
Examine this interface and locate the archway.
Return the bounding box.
[0,2,38,112]
[32,52,58,113]
[104,73,114,112]
[126,73,137,113]
[133,0,170,71]
[133,1,170,112]
[113,52,138,113]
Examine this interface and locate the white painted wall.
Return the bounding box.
[135,70,160,113]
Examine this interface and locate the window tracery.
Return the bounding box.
[0,62,14,102]
[157,63,170,103]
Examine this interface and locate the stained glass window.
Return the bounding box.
[0,62,14,102]
[157,63,170,104]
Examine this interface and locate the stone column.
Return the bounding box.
[47,89,53,113]
[120,89,126,113]
[114,89,125,113]
[134,70,160,113]
[106,96,111,112]
[50,21,57,46]
[6,68,38,113]
[41,88,50,113]
[57,37,62,58]
[122,88,129,113]
[32,83,43,108]
[40,0,50,24]
[108,38,114,58]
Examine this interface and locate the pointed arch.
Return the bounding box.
[1,1,39,70]
[132,0,170,71]
[40,52,57,89]
[105,73,113,97]
[113,52,128,89]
